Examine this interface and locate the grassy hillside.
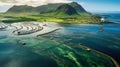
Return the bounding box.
[36,3,63,14]
[1,2,103,24]
[55,4,78,16]
[69,2,87,13]
[6,2,87,14]
[0,13,101,24]
[7,5,37,13]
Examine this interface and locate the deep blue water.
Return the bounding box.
[42,13,120,63]
[94,13,120,23]
[106,13,120,23]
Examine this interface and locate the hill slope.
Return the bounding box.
[69,2,87,13]
[7,5,36,13]
[4,2,101,24]
[36,3,63,14]
[7,2,87,14]
[55,4,78,16]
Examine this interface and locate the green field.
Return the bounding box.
[0,13,102,24]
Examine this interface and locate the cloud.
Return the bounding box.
[0,0,72,6]
[78,2,86,5]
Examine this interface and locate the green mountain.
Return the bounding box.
[4,2,101,24]
[55,4,78,16]
[7,2,87,15]
[7,5,36,13]
[36,3,63,14]
[69,2,87,13]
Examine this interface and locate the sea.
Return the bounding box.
[0,12,120,67]
[42,12,120,64]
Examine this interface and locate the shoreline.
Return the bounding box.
[0,22,119,67]
[37,28,61,37]
[0,22,61,38]
[77,44,120,67]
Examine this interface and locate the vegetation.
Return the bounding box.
[0,13,101,24]
[69,2,87,13]
[7,2,86,14]
[55,4,78,16]
[0,2,102,24]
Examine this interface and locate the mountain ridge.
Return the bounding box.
[69,2,87,13]
[4,2,102,24]
[55,4,78,16]
[7,2,87,15]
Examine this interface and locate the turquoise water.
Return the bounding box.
[0,43,58,67]
[0,13,120,67]
[42,23,120,63]
[0,37,115,67]
[42,13,120,63]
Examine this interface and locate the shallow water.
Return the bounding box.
[42,23,120,63]
[0,13,120,67]
[0,43,58,67]
[41,13,120,64]
[0,37,115,67]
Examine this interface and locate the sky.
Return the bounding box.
[75,0,120,12]
[0,0,120,13]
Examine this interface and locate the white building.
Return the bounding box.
[101,17,105,22]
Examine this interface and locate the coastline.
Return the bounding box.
[0,21,120,67]
[37,28,61,37]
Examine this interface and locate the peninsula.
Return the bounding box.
[0,2,102,24]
